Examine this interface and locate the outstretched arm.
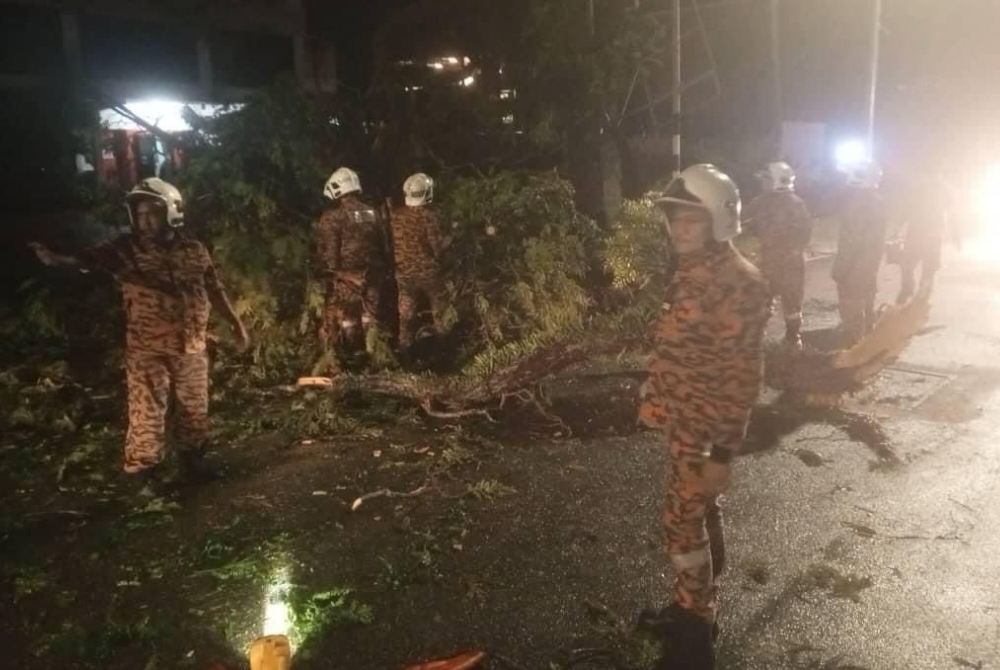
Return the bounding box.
[29,242,83,269]
[30,239,129,275]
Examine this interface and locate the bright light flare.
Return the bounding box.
[966,164,1000,260]
[263,602,291,637]
[100,100,238,132]
[973,164,1000,221]
[835,139,869,172]
[262,567,294,640]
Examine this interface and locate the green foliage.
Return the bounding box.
[180,79,359,383]
[513,1,667,136]
[372,0,666,160]
[593,197,672,337]
[215,391,384,441]
[5,253,124,356]
[13,280,64,340]
[467,479,517,500]
[10,81,668,391]
[438,171,600,374]
[12,566,49,602]
[440,444,475,467]
[124,498,182,532]
[38,616,163,662]
[290,587,374,643]
[376,557,411,591]
[604,197,670,290]
[0,361,99,438]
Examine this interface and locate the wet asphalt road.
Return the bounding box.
[359,240,1000,670]
[713,241,1000,670]
[6,233,998,670]
[363,241,1000,670]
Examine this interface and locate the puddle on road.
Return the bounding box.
[745,403,901,468]
[846,367,952,412]
[534,370,907,470]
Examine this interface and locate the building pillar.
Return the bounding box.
[197,37,213,98]
[60,11,84,81]
[293,35,312,89]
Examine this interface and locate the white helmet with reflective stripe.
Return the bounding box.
[761,161,796,192]
[656,164,742,242]
[846,161,882,189]
[323,167,361,200]
[403,173,434,207]
[125,177,184,227]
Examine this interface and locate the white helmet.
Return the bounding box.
[323,167,361,200]
[656,164,742,242]
[403,173,434,207]
[125,177,184,227]
[760,161,796,192]
[845,161,882,189]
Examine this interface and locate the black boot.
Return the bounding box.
[896,286,914,306]
[116,464,176,500]
[116,469,159,499]
[179,448,227,484]
[784,317,803,351]
[638,603,717,670]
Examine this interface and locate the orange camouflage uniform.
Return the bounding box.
[390,205,449,348]
[746,191,812,323]
[638,242,771,623]
[80,233,222,473]
[833,189,887,343]
[315,195,391,346]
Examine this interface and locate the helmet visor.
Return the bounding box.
[656,176,708,212]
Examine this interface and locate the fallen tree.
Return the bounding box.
[288,291,932,421]
[292,335,642,419]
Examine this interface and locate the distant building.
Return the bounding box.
[0,0,337,188]
[387,53,517,128]
[0,0,335,100]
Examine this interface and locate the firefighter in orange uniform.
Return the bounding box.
[637,165,771,670]
[390,173,450,353]
[30,178,249,487]
[832,162,887,344]
[314,167,392,373]
[745,161,813,348]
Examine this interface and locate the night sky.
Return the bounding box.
[316,0,1000,150]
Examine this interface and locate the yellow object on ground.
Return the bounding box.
[250,635,292,670]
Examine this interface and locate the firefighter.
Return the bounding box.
[314,167,392,374]
[832,162,887,344]
[390,173,450,353]
[637,165,772,670]
[745,161,813,348]
[894,175,955,304]
[29,178,250,486]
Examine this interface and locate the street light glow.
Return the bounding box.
[100,100,238,133]
[966,163,1000,260]
[973,164,1000,222]
[835,139,869,172]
